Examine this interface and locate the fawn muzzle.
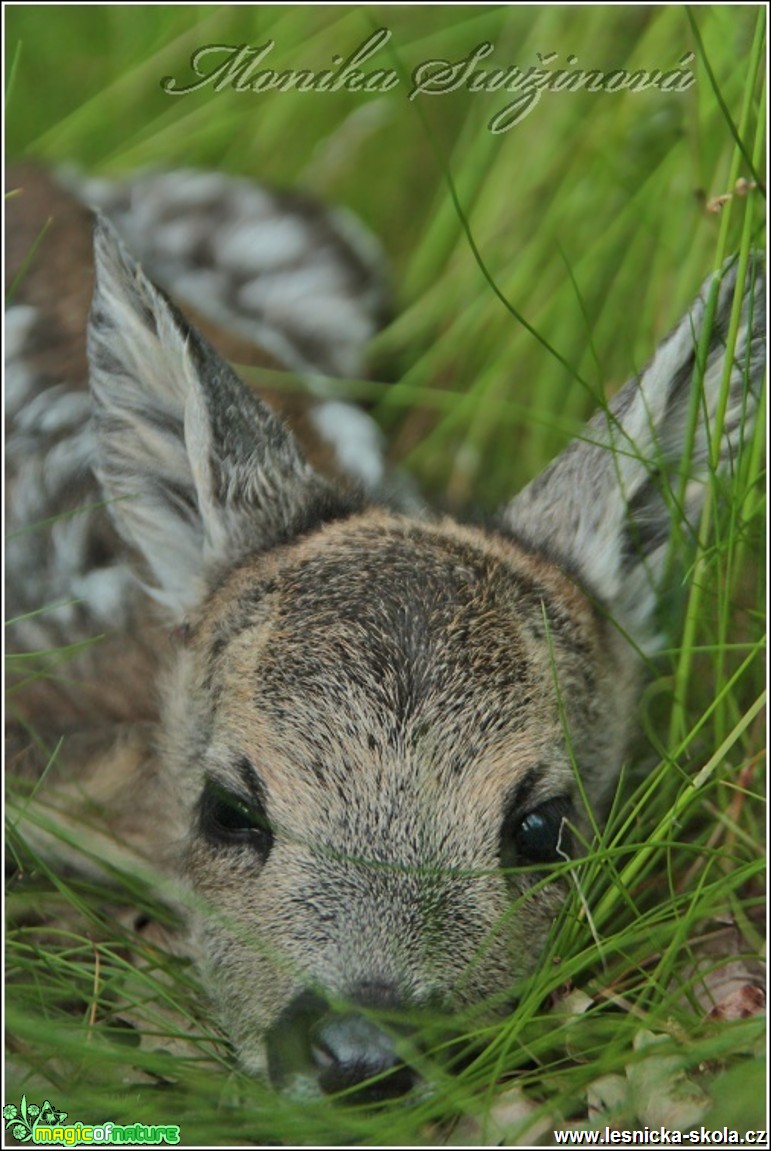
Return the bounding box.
[266,985,422,1102]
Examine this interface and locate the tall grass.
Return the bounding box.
[5,5,766,1145]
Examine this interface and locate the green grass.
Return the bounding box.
[4,5,766,1146]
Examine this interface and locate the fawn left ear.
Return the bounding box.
[88,218,361,617]
[502,255,765,645]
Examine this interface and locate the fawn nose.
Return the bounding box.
[266,986,419,1102]
[311,1011,417,1101]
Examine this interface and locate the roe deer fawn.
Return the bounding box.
[5,165,765,1102]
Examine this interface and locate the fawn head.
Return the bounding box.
[87,220,764,1098]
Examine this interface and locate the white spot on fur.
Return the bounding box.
[72,565,134,623]
[228,180,275,218]
[4,305,39,415]
[170,268,229,310]
[310,401,385,488]
[218,218,311,274]
[5,304,38,357]
[152,218,208,259]
[149,170,241,209]
[43,426,96,492]
[15,387,91,435]
[237,264,345,311]
[289,296,372,344]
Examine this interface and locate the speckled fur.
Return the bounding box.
[5,165,765,1081]
[162,512,637,1070]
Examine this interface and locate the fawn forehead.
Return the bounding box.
[183,514,600,808]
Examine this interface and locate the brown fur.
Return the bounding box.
[158,510,635,1070]
[5,165,765,1095]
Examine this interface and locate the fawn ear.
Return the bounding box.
[88,218,358,616]
[503,256,765,645]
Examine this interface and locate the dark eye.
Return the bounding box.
[500,796,572,869]
[199,777,274,860]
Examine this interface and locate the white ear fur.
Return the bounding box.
[87,218,357,617]
[503,255,765,644]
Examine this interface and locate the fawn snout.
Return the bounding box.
[266,982,482,1102]
[266,985,423,1102]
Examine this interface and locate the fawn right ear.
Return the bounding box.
[88,218,359,617]
[503,255,765,647]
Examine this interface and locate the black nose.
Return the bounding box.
[311,1011,417,1102]
[266,986,419,1102]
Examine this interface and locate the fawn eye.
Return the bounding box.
[500,796,572,869]
[199,777,274,859]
